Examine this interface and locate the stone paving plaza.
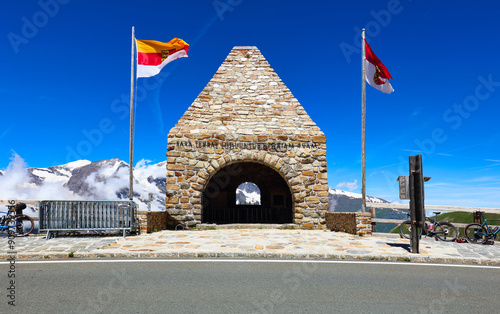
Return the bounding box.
[2,229,500,265]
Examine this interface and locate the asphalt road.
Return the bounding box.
[2,259,499,313]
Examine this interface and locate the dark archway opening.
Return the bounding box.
[202,162,293,224]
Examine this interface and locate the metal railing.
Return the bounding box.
[203,206,292,224]
[366,202,500,230]
[39,200,138,238]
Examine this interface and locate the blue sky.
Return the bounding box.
[1,0,499,207]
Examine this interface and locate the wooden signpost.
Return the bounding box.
[399,154,428,254]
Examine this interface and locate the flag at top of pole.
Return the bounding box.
[128,28,189,201]
[135,38,189,78]
[364,39,394,94]
[360,29,394,212]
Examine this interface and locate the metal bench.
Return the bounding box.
[39,200,138,239]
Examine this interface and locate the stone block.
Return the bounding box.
[167,164,185,171]
[313,185,328,191]
[167,197,179,204]
[166,184,180,191]
[312,135,326,143]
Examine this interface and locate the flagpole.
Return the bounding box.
[129,26,135,201]
[361,28,366,213]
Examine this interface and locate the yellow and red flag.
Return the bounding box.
[136,38,189,78]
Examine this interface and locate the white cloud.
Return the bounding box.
[84,164,129,201]
[83,159,166,211]
[0,152,78,202]
[0,153,80,217]
[133,159,166,211]
[335,179,358,191]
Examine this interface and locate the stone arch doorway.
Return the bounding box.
[202,162,293,224]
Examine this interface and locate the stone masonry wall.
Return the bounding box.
[167,46,329,228]
[325,212,372,236]
[137,211,169,234]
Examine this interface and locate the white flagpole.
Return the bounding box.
[129,26,135,200]
[361,28,366,213]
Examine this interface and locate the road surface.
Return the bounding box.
[2,259,499,313]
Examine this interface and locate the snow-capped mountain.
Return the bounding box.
[0,155,166,212]
[328,188,388,212]
[236,182,261,205]
[328,187,408,216]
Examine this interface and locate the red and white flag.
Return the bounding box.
[364,39,393,94]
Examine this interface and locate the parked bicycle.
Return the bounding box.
[464,211,500,244]
[0,202,34,237]
[400,211,458,242]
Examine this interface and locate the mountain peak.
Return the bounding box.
[328,188,390,213]
[59,160,92,170]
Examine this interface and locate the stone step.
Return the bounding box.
[196,223,300,230]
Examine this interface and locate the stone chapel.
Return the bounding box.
[166,46,329,229]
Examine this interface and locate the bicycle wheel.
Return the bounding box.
[434,222,458,242]
[464,223,488,244]
[399,220,422,239]
[6,214,34,237]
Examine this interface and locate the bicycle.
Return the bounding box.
[464,211,500,244]
[0,202,34,237]
[400,211,458,242]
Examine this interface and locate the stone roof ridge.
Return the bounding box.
[170,46,324,137]
[232,46,258,49]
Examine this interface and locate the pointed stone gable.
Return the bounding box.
[166,46,329,229]
[169,46,324,139]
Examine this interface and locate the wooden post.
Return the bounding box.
[409,154,425,254]
[473,211,483,224]
[369,207,376,232]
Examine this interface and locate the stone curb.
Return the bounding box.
[3,231,499,266]
[2,252,499,266]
